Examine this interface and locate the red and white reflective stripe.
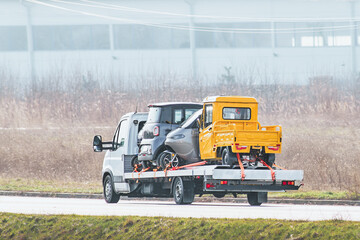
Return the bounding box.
[268,146,279,151]
[234,143,247,150]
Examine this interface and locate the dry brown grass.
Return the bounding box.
[0,73,359,193]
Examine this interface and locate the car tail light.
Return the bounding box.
[282,181,295,186]
[220,181,228,185]
[268,146,279,151]
[153,126,159,136]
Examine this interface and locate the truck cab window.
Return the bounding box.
[113,119,128,150]
[204,104,213,128]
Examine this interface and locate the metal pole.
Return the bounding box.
[186,0,197,82]
[22,0,36,87]
[350,1,357,77]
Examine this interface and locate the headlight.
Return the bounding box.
[171,134,185,140]
[140,145,152,154]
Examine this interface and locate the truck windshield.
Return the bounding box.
[223,107,251,120]
[147,107,161,123]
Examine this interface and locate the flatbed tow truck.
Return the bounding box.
[93,108,303,206]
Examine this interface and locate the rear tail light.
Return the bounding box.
[153,126,159,136]
[282,181,295,186]
[220,181,228,185]
[268,146,279,151]
[206,183,215,189]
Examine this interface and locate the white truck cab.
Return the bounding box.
[93,112,148,203]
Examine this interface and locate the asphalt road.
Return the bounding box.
[1,196,359,221]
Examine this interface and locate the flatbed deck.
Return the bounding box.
[124,165,303,183]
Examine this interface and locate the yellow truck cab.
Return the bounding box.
[199,96,282,167]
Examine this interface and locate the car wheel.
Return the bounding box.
[160,152,180,169]
[131,156,142,171]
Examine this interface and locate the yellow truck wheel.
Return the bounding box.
[221,148,235,167]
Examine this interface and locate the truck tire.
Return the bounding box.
[247,192,268,206]
[103,175,120,204]
[213,192,226,198]
[173,177,195,205]
[222,148,234,167]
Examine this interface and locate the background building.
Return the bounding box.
[1,0,360,90]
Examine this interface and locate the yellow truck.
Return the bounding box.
[198,96,282,168]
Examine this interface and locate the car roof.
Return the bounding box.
[203,96,258,103]
[148,102,202,107]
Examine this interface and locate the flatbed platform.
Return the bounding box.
[124,165,303,183]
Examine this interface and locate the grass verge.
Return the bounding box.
[0,178,101,194]
[0,213,359,240]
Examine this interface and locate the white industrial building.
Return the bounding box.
[1,0,360,88]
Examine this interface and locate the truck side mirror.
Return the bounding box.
[93,135,103,152]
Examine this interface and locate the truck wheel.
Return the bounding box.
[222,148,234,167]
[247,192,262,206]
[173,177,195,205]
[213,192,226,198]
[103,175,120,204]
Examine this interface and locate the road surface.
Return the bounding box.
[1,196,359,221]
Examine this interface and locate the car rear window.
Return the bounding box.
[223,107,251,120]
[147,107,161,123]
[173,108,201,124]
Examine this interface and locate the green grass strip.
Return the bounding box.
[0,213,359,240]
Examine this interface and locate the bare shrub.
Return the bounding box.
[0,70,359,193]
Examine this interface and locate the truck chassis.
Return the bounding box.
[106,158,303,206]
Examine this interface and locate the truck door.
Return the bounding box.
[199,104,214,159]
[109,119,129,177]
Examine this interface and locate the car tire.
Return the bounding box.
[131,156,142,171]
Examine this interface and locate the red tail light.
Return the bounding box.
[268,146,279,151]
[206,183,215,188]
[220,181,228,185]
[282,181,295,186]
[153,126,159,136]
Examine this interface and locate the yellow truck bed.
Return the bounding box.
[213,121,282,154]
